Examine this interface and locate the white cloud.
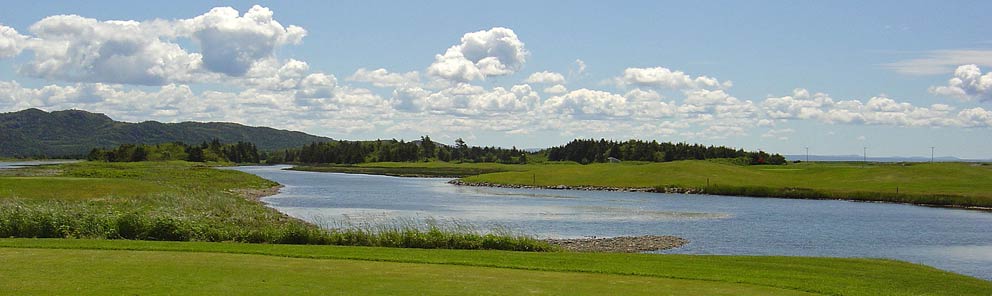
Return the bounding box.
[427,27,528,82]
[348,68,420,88]
[10,5,305,85]
[524,71,565,84]
[543,84,567,95]
[295,73,337,100]
[393,83,540,117]
[929,64,992,102]
[20,14,204,85]
[574,59,586,76]
[0,24,27,58]
[884,50,992,75]
[542,88,629,119]
[762,88,991,128]
[616,67,731,90]
[182,5,306,76]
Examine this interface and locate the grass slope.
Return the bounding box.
[1,239,990,295]
[0,248,805,296]
[460,161,992,207]
[0,161,551,250]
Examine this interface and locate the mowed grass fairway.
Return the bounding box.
[2,239,991,295]
[459,161,992,207]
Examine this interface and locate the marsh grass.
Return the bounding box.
[0,161,554,251]
[465,160,992,208]
[313,216,554,251]
[693,184,986,207]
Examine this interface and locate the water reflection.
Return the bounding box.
[229,165,992,280]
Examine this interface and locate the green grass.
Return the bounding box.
[1,239,990,295]
[0,161,552,250]
[461,160,992,208]
[0,177,165,200]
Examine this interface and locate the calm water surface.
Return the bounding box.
[231,165,992,280]
[0,160,79,169]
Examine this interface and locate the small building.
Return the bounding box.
[607,157,621,163]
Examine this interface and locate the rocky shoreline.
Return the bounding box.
[447,179,703,194]
[543,235,688,253]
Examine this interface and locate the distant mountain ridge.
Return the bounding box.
[0,108,333,157]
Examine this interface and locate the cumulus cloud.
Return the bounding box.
[182,5,306,76]
[427,27,527,82]
[524,71,565,84]
[393,83,539,116]
[348,68,420,88]
[9,5,304,85]
[762,88,990,127]
[616,67,731,90]
[929,64,992,102]
[543,84,567,95]
[0,24,27,58]
[19,15,203,85]
[542,89,629,119]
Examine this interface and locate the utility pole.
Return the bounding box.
[805,146,809,163]
[930,147,935,163]
[863,147,867,167]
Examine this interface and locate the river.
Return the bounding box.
[232,165,992,280]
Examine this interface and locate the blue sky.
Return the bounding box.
[1,1,991,158]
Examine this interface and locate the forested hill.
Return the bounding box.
[0,108,333,157]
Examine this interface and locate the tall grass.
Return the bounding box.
[0,201,554,250]
[315,216,554,251]
[0,161,555,251]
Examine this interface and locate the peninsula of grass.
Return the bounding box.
[0,161,552,251]
[457,160,992,208]
[2,238,990,295]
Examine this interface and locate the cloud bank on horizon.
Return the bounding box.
[0,5,990,154]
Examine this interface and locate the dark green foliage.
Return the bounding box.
[0,108,332,158]
[87,141,260,163]
[278,137,531,165]
[547,139,787,165]
[289,165,505,177]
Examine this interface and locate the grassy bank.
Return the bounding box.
[1,239,990,295]
[0,161,552,251]
[458,160,992,208]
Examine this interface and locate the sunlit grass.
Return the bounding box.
[1,239,990,295]
[0,161,553,251]
[462,160,992,207]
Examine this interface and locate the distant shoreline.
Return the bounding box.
[448,180,992,212]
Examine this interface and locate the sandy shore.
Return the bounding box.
[229,184,285,202]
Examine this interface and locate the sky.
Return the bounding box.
[1,1,991,158]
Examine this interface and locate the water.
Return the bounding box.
[230,165,992,280]
[0,160,79,169]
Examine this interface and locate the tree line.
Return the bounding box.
[86,140,261,163]
[545,139,787,165]
[267,136,530,164]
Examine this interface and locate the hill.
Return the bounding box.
[0,108,332,157]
